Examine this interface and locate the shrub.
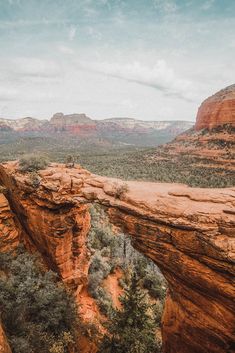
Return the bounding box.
[113,182,129,199]
[88,253,111,278]
[28,171,41,187]
[19,154,49,172]
[95,287,113,316]
[65,155,75,168]
[0,247,78,353]
[143,273,167,300]
[88,271,105,298]
[0,185,7,194]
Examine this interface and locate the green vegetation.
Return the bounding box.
[0,247,78,353]
[19,154,49,172]
[87,205,166,321]
[98,273,161,353]
[0,127,234,187]
[28,171,41,187]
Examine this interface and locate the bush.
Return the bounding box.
[143,273,167,300]
[19,154,49,172]
[95,287,113,316]
[28,171,41,187]
[113,182,129,199]
[88,253,111,278]
[0,185,7,194]
[88,271,106,298]
[0,247,78,353]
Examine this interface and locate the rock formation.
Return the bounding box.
[195,84,235,131]
[0,193,19,252]
[148,86,235,183]
[0,162,234,353]
[0,323,12,353]
[0,114,193,147]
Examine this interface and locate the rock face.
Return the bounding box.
[0,323,12,353]
[0,164,90,288]
[149,86,235,181]
[0,114,193,147]
[0,162,234,353]
[0,193,19,252]
[49,113,97,135]
[195,84,235,131]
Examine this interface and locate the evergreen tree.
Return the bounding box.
[99,273,161,353]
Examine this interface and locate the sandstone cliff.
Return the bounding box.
[147,86,235,184]
[0,193,19,252]
[0,162,234,353]
[195,84,235,131]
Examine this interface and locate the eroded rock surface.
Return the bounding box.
[0,193,19,252]
[0,162,234,353]
[0,163,90,288]
[195,84,235,131]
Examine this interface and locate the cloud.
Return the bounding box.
[58,44,74,55]
[68,25,77,41]
[0,87,18,102]
[153,0,178,13]
[11,58,61,78]
[201,0,215,11]
[0,19,71,29]
[79,60,195,101]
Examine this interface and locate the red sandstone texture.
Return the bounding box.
[0,166,91,288]
[0,323,12,353]
[0,193,19,252]
[154,84,235,173]
[195,84,235,130]
[158,127,235,171]
[0,162,234,353]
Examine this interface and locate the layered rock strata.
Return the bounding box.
[0,193,19,252]
[195,84,235,130]
[0,162,234,353]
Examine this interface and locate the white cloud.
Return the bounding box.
[0,87,18,102]
[58,44,74,55]
[79,60,195,101]
[11,58,61,78]
[201,0,215,11]
[0,19,66,29]
[68,26,77,41]
[153,0,178,13]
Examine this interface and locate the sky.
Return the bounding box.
[0,0,234,121]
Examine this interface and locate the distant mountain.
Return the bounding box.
[0,113,194,147]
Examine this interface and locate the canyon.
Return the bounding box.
[0,162,234,353]
[0,84,235,353]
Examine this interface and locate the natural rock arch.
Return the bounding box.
[0,162,234,353]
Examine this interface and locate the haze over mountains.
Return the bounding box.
[0,113,193,147]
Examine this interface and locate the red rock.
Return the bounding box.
[0,164,90,288]
[0,323,12,353]
[195,84,235,130]
[0,163,234,353]
[0,193,19,252]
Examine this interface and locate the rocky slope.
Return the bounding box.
[195,84,235,130]
[147,85,235,181]
[0,162,234,353]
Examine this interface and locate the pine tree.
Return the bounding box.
[98,273,161,353]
